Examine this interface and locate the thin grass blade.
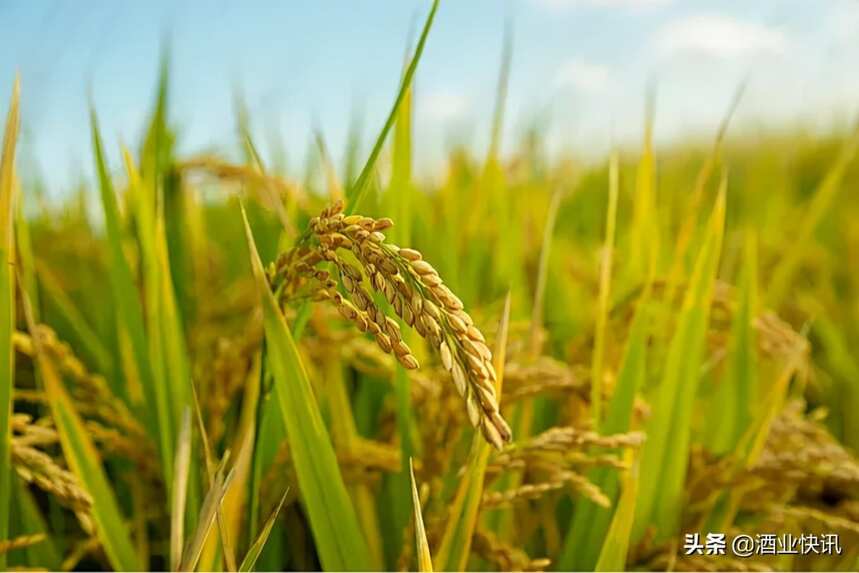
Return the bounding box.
[409,459,432,572]
[14,196,38,322]
[591,151,620,426]
[346,0,438,214]
[170,408,192,572]
[595,455,639,572]
[179,460,236,572]
[239,490,289,573]
[528,188,563,356]
[190,383,238,571]
[628,91,659,282]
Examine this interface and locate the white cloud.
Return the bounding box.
[656,14,787,59]
[825,2,859,46]
[420,90,469,123]
[553,60,610,93]
[536,0,672,10]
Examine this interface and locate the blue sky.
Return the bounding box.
[2,0,858,191]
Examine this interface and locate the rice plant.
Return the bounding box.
[3,3,859,571]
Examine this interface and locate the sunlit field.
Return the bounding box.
[2,2,859,571]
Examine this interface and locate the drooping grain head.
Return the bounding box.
[270,200,512,449]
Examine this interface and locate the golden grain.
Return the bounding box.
[266,201,513,449]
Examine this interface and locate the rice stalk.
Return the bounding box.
[241,201,372,571]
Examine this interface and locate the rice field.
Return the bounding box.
[2,2,859,571]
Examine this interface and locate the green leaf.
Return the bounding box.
[595,456,639,572]
[91,113,166,477]
[240,202,372,571]
[0,75,20,572]
[633,180,727,542]
[487,25,512,163]
[529,188,564,355]
[14,200,38,322]
[321,357,385,569]
[11,478,61,570]
[239,490,288,573]
[664,84,741,286]
[134,71,195,478]
[559,284,653,571]
[153,210,194,449]
[179,459,236,572]
[346,0,439,215]
[591,151,620,426]
[409,459,432,572]
[488,187,563,539]
[191,383,238,572]
[122,144,193,497]
[767,126,859,307]
[704,326,807,534]
[814,317,859,451]
[386,47,414,247]
[36,263,115,381]
[170,409,192,572]
[246,374,282,551]
[628,92,660,282]
[706,233,758,454]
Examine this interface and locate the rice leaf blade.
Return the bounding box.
[240,203,371,571]
[170,409,192,572]
[595,456,639,572]
[179,460,236,572]
[346,0,438,215]
[767,126,859,307]
[633,181,726,542]
[559,286,653,571]
[629,93,659,281]
[239,490,288,573]
[591,151,620,426]
[91,113,168,477]
[11,478,61,570]
[706,233,758,454]
[0,75,20,572]
[409,459,432,572]
[36,263,115,380]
